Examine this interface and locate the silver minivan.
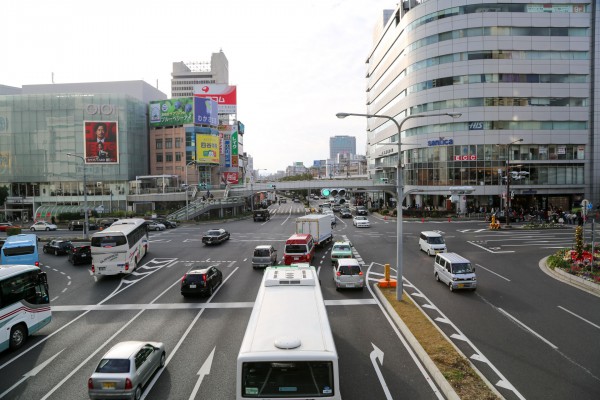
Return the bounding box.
[434,252,476,291]
[252,245,278,268]
[419,231,447,256]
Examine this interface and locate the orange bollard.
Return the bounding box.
[448,217,451,222]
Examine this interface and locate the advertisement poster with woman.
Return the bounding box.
[84,121,118,163]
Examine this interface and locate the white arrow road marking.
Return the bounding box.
[0,349,65,398]
[189,347,216,400]
[370,343,393,400]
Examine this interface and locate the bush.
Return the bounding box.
[6,227,22,236]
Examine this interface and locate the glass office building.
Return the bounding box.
[0,92,151,220]
[366,1,598,213]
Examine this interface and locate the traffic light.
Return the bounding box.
[321,188,346,197]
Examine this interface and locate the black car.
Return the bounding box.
[97,218,119,228]
[202,229,230,245]
[43,239,74,255]
[340,208,352,218]
[356,206,368,216]
[68,220,99,231]
[68,244,91,265]
[181,266,223,297]
[253,210,270,222]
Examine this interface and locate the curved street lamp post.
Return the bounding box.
[185,161,198,220]
[336,111,461,300]
[67,153,89,240]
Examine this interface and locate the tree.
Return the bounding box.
[0,186,8,207]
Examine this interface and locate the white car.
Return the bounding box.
[147,221,166,231]
[30,221,58,231]
[353,216,370,228]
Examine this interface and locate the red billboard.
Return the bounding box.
[84,121,119,164]
[221,172,239,185]
[194,84,237,114]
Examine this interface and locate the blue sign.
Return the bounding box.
[194,98,219,127]
[428,138,454,146]
[468,121,484,130]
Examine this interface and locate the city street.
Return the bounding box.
[1,207,599,399]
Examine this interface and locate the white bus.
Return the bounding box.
[90,218,149,276]
[237,263,340,399]
[0,265,51,352]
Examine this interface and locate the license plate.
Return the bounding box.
[190,284,196,288]
[99,267,106,271]
[457,284,464,288]
[102,382,116,389]
[346,283,355,288]
[294,257,299,260]
[81,254,87,257]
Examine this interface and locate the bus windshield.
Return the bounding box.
[91,235,127,248]
[2,245,35,256]
[241,361,334,397]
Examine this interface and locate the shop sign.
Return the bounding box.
[454,155,478,161]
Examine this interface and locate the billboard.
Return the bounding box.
[195,134,220,164]
[221,172,239,185]
[194,84,237,114]
[84,121,118,164]
[194,97,218,126]
[149,98,193,127]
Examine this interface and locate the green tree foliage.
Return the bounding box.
[0,186,8,207]
[280,173,313,182]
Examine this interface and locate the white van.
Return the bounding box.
[434,252,477,292]
[419,231,447,256]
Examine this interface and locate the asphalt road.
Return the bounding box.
[0,208,444,400]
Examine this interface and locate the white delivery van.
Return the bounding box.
[433,252,477,292]
[419,231,447,256]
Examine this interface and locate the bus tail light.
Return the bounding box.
[124,263,129,271]
[88,378,93,389]
[35,261,40,267]
[91,264,95,273]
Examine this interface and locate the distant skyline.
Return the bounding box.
[1,0,394,174]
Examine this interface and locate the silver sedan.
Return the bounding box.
[88,341,166,400]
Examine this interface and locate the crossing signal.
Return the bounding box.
[320,188,346,197]
[321,189,331,197]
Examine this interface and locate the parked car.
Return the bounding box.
[353,215,371,228]
[333,258,365,290]
[202,228,230,245]
[0,222,20,232]
[30,221,57,231]
[330,241,353,265]
[340,208,352,218]
[146,221,166,231]
[253,209,270,222]
[252,245,278,268]
[68,220,99,231]
[180,266,223,297]
[68,244,91,265]
[279,198,287,203]
[97,218,118,228]
[355,206,368,216]
[43,239,74,255]
[88,341,166,400]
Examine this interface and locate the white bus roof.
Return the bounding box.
[92,218,147,236]
[0,265,41,279]
[238,264,336,358]
[2,234,38,246]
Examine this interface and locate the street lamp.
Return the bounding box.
[501,138,523,227]
[185,161,197,220]
[67,153,89,240]
[251,169,267,211]
[336,111,461,300]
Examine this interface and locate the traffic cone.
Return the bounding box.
[448,217,451,222]
[421,218,424,223]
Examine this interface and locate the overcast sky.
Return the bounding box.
[2,0,394,174]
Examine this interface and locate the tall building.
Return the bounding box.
[0,81,167,220]
[171,51,229,97]
[329,135,356,160]
[366,1,598,212]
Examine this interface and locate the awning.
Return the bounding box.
[34,205,84,221]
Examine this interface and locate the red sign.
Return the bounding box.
[194,84,237,114]
[222,172,239,185]
[84,121,119,164]
[454,155,478,161]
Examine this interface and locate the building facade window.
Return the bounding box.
[156,153,163,163]
[156,139,163,149]
[165,138,173,149]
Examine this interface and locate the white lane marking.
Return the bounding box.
[558,306,600,330]
[475,264,511,282]
[467,241,514,253]
[497,308,558,349]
